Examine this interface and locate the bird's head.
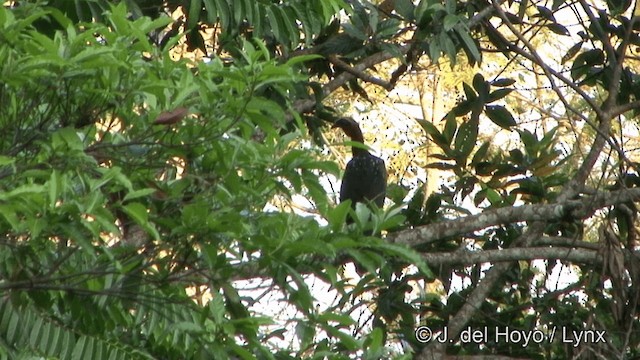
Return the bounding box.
[332,117,364,142]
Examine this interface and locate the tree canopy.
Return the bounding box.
[1,0,640,359]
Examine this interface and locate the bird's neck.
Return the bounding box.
[351,143,370,156]
[347,130,368,156]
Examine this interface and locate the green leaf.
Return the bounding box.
[323,326,359,350]
[172,321,204,333]
[443,14,458,31]
[395,0,415,20]
[92,167,132,192]
[0,155,15,166]
[607,0,633,12]
[443,115,457,145]
[440,31,457,63]
[486,105,517,129]
[252,2,264,35]
[417,119,450,150]
[52,127,84,151]
[454,116,479,163]
[141,15,174,33]
[214,0,231,29]
[48,170,62,207]
[539,126,558,150]
[364,327,384,354]
[342,22,368,41]
[296,322,315,349]
[46,7,73,29]
[462,82,477,101]
[452,99,474,116]
[429,39,441,63]
[491,78,516,87]
[518,129,538,155]
[7,311,19,343]
[72,47,116,66]
[120,202,159,240]
[454,24,481,63]
[0,205,19,230]
[386,183,409,205]
[472,73,488,98]
[561,41,583,64]
[546,23,570,36]
[123,188,157,202]
[487,88,513,103]
[327,201,352,232]
[203,0,218,23]
[381,212,405,231]
[353,202,373,226]
[281,6,301,47]
[471,141,491,165]
[0,184,44,201]
[233,0,245,25]
[285,54,322,66]
[368,240,433,276]
[536,5,556,21]
[486,188,502,204]
[266,6,286,45]
[317,312,356,326]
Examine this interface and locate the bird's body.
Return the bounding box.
[333,118,387,210]
[340,154,386,208]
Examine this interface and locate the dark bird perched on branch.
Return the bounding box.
[333,117,387,215]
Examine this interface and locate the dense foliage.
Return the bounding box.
[2,0,640,359]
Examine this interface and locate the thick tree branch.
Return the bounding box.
[533,236,600,250]
[389,202,565,246]
[389,187,640,247]
[422,245,635,267]
[611,99,640,118]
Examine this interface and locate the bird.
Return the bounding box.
[332,117,387,214]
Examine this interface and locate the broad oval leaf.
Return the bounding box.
[454,116,479,163]
[472,74,487,96]
[547,23,570,36]
[491,78,516,87]
[488,88,513,103]
[561,41,583,64]
[536,6,556,21]
[485,105,517,129]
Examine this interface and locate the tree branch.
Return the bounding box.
[389,187,640,247]
[422,245,615,267]
[327,54,393,90]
